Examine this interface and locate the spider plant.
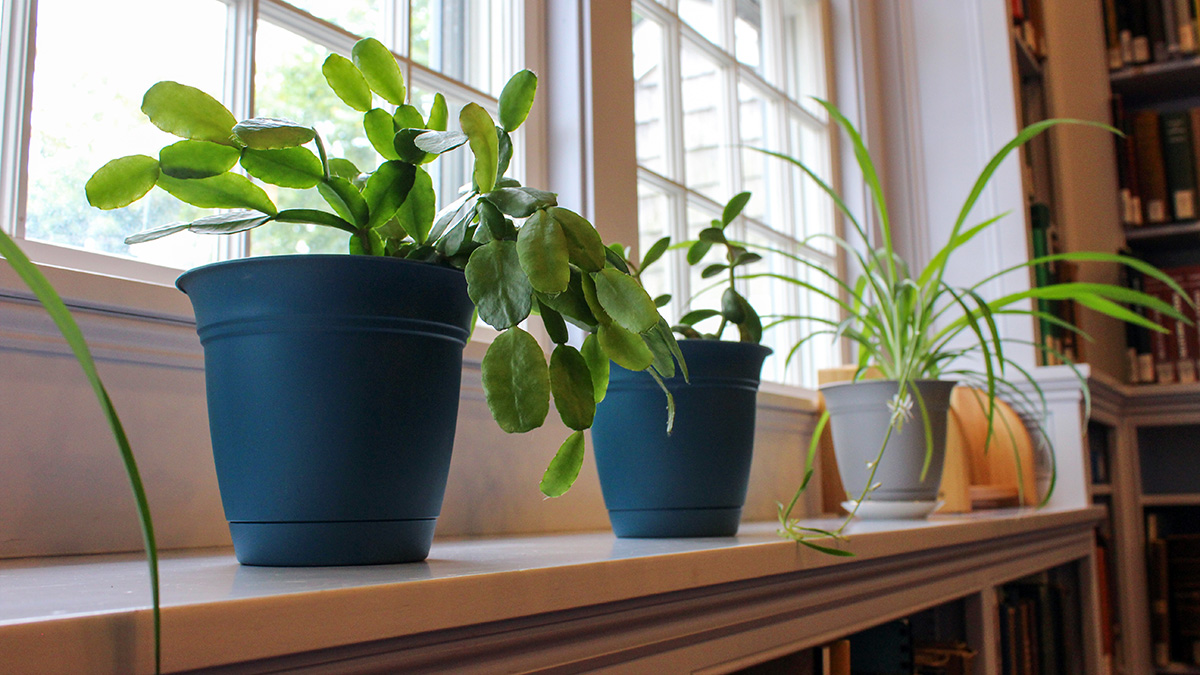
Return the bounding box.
[761,99,1189,546]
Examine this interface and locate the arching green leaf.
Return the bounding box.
[465,240,533,329]
[156,173,277,215]
[640,236,670,270]
[271,209,356,233]
[517,210,570,293]
[186,210,273,235]
[86,155,160,209]
[481,327,550,433]
[363,161,416,229]
[550,345,595,430]
[141,81,236,145]
[538,299,569,344]
[124,222,190,245]
[540,430,585,498]
[426,92,448,131]
[593,268,659,334]
[352,37,406,105]
[322,53,372,112]
[318,177,369,227]
[394,166,436,243]
[597,321,654,371]
[580,332,610,402]
[460,103,498,193]
[232,118,315,149]
[499,70,538,132]
[721,191,752,226]
[548,207,605,272]
[485,187,557,218]
[158,140,239,179]
[364,108,400,160]
[240,147,323,188]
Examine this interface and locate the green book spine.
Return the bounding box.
[1162,111,1198,220]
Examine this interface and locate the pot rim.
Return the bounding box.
[819,378,958,391]
[176,253,464,294]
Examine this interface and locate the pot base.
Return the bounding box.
[841,500,941,520]
[230,519,438,566]
[608,507,742,538]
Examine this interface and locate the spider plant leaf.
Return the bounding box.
[540,430,586,498]
[481,327,550,433]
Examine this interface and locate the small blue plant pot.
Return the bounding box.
[591,340,771,537]
[178,255,474,566]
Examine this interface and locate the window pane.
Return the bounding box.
[25,0,226,269]
[637,183,674,316]
[287,0,385,44]
[738,83,772,223]
[791,115,834,253]
[253,22,379,256]
[745,227,797,384]
[783,0,827,119]
[633,12,670,177]
[680,41,727,202]
[678,0,721,46]
[734,0,763,72]
[411,0,512,96]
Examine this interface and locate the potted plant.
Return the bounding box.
[86,37,682,566]
[589,192,772,537]
[762,100,1188,541]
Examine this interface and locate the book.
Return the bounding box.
[1149,0,1170,62]
[1168,534,1200,664]
[1104,0,1124,68]
[1161,111,1198,221]
[1114,95,1143,226]
[1134,109,1170,224]
[1144,274,1178,382]
[847,619,913,675]
[1177,0,1198,52]
[1149,513,1172,667]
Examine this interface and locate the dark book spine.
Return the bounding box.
[1161,111,1198,221]
[1149,0,1169,62]
[1135,109,1170,224]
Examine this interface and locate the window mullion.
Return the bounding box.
[224,0,256,260]
[663,16,684,185]
[1,0,35,240]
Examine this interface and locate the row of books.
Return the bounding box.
[1103,0,1200,69]
[1112,100,1200,228]
[1147,513,1200,667]
[1124,260,1200,384]
[998,576,1082,675]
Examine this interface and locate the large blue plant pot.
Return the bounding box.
[177,255,474,566]
[591,340,771,537]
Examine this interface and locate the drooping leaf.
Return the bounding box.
[141,81,236,145]
[413,129,469,154]
[537,272,598,329]
[123,222,191,245]
[426,93,448,131]
[318,177,369,227]
[597,321,655,371]
[679,309,721,325]
[540,430,585,498]
[364,108,401,160]
[158,140,239,179]
[272,208,356,233]
[477,198,515,240]
[721,190,752,226]
[645,325,675,379]
[393,166,436,243]
[322,53,372,112]
[593,268,659,334]
[640,236,670,270]
[581,332,610,402]
[240,147,323,188]
[499,70,538,132]
[550,345,596,430]
[86,155,160,209]
[721,287,747,324]
[429,192,477,243]
[156,173,277,214]
[186,210,273,235]
[538,299,570,344]
[654,317,688,380]
[465,240,534,329]
[517,210,570,293]
[394,104,424,129]
[362,160,416,229]
[496,127,513,178]
[481,326,550,433]
[485,187,557,218]
[352,37,406,105]
[549,206,605,272]
[232,117,316,149]
[460,103,499,193]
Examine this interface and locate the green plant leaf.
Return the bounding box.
[318,177,369,227]
[698,227,726,244]
[641,236,670,270]
[581,332,610,402]
[721,190,752,226]
[393,128,430,163]
[721,287,747,324]
[485,187,558,218]
[183,209,273,236]
[240,147,323,188]
[394,166,435,243]
[157,140,239,179]
[477,198,515,240]
[499,70,538,132]
[362,160,416,229]
[364,108,401,160]
[538,299,570,344]
[328,158,361,180]
[654,294,671,307]
[517,210,571,293]
[687,239,713,265]
[124,222,191,245]
[549,207,606,272]
[141,81,236,145]
[86,155,160,209]
[537,272,599,329]
[427,93,448,131]
[679,308,721,325]
[466,240,534,329]
[157,173,277,214]
[232,117,316,149]
[413,129,469,154]
[352,37,406,105]
[540,430,585,498]
[496,127,513,178]
[597,321,654,371]
[481,326,550,433]
[348,227,385,255]
[645,326,676,379]
[701,263,728,279]
[394,103,424,129]
[606,245,632,273]
[460,103,499,193]
[594,268,659,334]
[550,344,596,430]
[322,53,372,112]
[654,317,688,380]
[272,208,357,233]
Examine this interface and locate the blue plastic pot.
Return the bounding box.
[591,340,771,537]
[177,255,474,566]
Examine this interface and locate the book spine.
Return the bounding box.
[1149,0,1169,62]
[1146,276,1178,383]
[1149,513,1172,667]
[1164,0,1181,57]
[1105,0,1125,67]
[1178,0,1198,52]
[1135,109,1171,224]
[1114,96,1142,226]
[1162,111,1198,220]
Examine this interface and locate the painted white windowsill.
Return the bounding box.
[0,506,1103,674]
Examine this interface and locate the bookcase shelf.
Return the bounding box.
[1126,221,1200,249]
[1111,57,1200,105]
[1142,493,1200,507]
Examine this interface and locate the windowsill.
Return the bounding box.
[0,506,1103,673]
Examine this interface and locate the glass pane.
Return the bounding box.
[791,115,834,253]
[25,0,226,269]
[678,0,721,47]
[411,0,512,97]
[783,0,827,119]
[744,227,796,384]
[633,12,670,176]
[287,0,384,44]
[680,41,727,202]
[637,183,674,318]
[738,83,771,223]
[253,22,381,256]
[734,0,763,71]
[796,259,840,387]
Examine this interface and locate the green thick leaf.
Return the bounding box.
[486,187,557,218]
[687,239,713,264]
[364,108,401,160]
[597,321,654,371]
[721,287,746,323]
[240,147,323,188]
[698,227,726,244]
[481,327,550,433]
[537,272,599,329]
[594,268,659,334]
[538,299,570,344]
[349,227,385,255]
[477,198,515,240]
[427,93,448,131]
[465,240,534,329]
[328,158,361,180]
[646,324,675,379]
[272,208,356,233]
[517,210,570,293]
[141,81,236,145]
[581,332,610,402]
[157,173,277,215]
[322,53,372,112]
[318,177,369,227]
[548,207,605,272]
[86,155,160,209]
[550,345,596,430]
[232,117,316,149]
[413,130,469,154]
[496,127,513,178]
[352,37,406,105]
[393,166,435,243]
[540,430,585,498]
[702,263,728,279]
[460,103,499,193]
[124,222,190,245]
[721,191,752,226]
[394,104,424,129]
[393,128,429,163]
[185,210,272,235]
[0,229,160,672]
[679,309,721,325]
[362,161,416,229]
[641,236,670,270]
[499,70,537,132]
[158,140,239,179]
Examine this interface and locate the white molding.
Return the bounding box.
[0,0,34,240]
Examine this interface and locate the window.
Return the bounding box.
[631,0,838,387]
[0,0,525,280]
